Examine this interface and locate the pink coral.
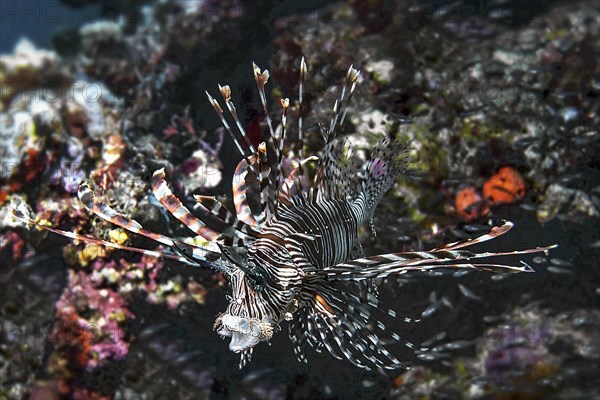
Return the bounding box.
[53,271,133,368]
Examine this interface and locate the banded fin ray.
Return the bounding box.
[320,230,555,282]
[232,158,259,227]
[432,221,516,251]
[256,142,274,223]
[278,156,318,206]
[77,183,221,263]
[11,209,225,270]
[205,90,259,178]
[252,63,279,221]
[193,195,261,240]
[311,65,360,202]
[297,57,307,161]
[151,168,221,241]
[296,283,417,370]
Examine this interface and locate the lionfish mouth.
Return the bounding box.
[229,331,259,353]
[215,314,275,353]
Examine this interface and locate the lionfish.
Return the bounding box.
[13,57,555,371]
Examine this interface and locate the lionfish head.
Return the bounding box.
[214,268,277,357]
[214,312,275,352]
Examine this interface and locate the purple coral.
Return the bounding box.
[53,270,133,368]
[483,323,551,382]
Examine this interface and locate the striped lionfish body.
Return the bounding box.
[13,58,555,371]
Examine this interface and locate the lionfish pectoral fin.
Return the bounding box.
[321,243,555,281]
[298,284,409,371]
[151,168,221,241]
[78,182,223,266]
[171,241,228,272]
[232,157,260,227]
[347,241,381,297]
[431,220,514,251]
[10,208,201,266]
[289,306,312,364]
[78,182,174,247]
[193,195,260,241]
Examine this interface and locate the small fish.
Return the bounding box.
[549,258,573,267]
[547,266,572,274]
[462,223,493,234]
[421,331,447,348]
[442,340,473,351]
[452,270,471,277]
[12,58,556,371]
[441,296,454,309]
[421,303,439,319]
[458,284,483,301]
[490,273,511,281]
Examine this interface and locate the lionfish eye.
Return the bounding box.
[247,272,265,292]
[174,242,195,261]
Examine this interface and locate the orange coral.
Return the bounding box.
[48,310,91,369]
[455,187,490,221]
[0,188,7,205]
[483,166,526,205]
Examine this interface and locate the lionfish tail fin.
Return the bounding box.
[361,139,408,219]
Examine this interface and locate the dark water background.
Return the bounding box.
[1,1,599,399]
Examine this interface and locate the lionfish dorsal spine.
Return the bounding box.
[252,63,276,141]
[298,57,307,160]
[219,84,258,156]
[205,90,259,179]
[306,64,361,204]
[207,60,312,225]
[256,142,273,223]
[273,98,291,214]
[252,63,278,202]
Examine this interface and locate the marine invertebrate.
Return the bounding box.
[454,166,526,221]
[13,58,555,371]
[455,186,490,221]
[50,270,133,369]
[483,166,526,205]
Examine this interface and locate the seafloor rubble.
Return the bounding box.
[1,0,599,399]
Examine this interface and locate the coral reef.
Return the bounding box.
[1,0,598,398]
[390,307,600,399]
